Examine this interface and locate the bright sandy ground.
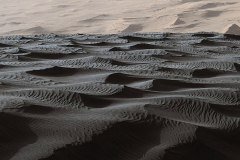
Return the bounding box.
[1,0,240,35]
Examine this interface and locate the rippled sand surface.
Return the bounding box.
[1,32,240,159]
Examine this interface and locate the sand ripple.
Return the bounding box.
[1,32,240,159]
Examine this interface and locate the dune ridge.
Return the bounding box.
[1,32,240,159]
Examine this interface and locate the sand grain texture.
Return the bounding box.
[1,32,240,159]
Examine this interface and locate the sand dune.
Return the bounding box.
[1,0,240,35]
[223,24,240,35]
[1,32,240,159]
[1,1,240,159]
[172,17,185,25]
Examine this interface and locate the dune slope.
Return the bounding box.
[1,32,240,159]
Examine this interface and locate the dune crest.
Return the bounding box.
[1,32,240,159]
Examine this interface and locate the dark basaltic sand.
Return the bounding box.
[1,32,240,160]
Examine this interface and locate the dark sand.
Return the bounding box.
[1,32,240,159]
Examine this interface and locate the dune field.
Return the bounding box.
[1,32,240,159]
[1,0,240,160]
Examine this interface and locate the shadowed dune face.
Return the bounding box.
[2,32,240,160]
[1,0,240,35]
[40,121,161,160]
[0,113,38,160]
[27,66,79,77]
